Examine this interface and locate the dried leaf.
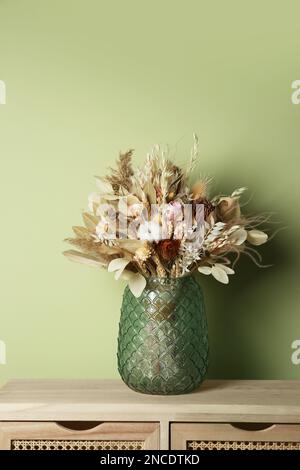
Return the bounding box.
[82,212,99,230]
[126,194,141,205]
[231,187,247,198]
[211,265,229,284]
[63,250,104,267]
[72,226,90,238]
[114,268,126,280]
[229,228,247,245]
[186,133,199,176]
[217,197,241,222]
[198,266,212,275]
[118,239,144,254]
[143,181,157,205]
[94,177,113,194]
[247,229,268,246]
[118,195,141,216]
[88,192,102,211]
[108,258,130,273]
[215,263,235,275]
[119,270,146,297]
[100,194,120,201]
[132,181,144,200]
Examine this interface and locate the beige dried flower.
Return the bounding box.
[64,136,271,295]
[135,242,152,262]
[104,150,134,193]
[152,251,167,278]
[216,197,241,222]
[191,177,211,199]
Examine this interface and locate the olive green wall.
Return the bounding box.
[1,0,299,385]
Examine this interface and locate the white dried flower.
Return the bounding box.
[137,221,161,242]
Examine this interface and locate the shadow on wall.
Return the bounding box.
[196,199,293,380]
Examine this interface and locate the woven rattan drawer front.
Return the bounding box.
[171,423,300,450]
[0,422,160,450]
[11,439,144,451]
[187,440,300,450]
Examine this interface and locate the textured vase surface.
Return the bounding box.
[117,276,209,395]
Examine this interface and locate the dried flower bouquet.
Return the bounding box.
[64,136,269,297]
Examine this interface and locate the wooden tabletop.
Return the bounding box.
[0,379,300,423]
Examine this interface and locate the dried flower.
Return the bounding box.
[137,221,161,242]
[247,229,268,246]
[135,243,152,262]
[193,197,215,220]
[64,136,270,294]
[191,177,211,199]
[216,196,241,222]
[156,239,181,262]
[152,250,167,277]
[104,150,134,193]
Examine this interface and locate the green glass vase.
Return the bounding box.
[117,276,209,395]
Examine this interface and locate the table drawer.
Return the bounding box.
[0,421,159,450]
[171,423,300,450]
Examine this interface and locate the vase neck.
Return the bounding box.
[146,276,193,288]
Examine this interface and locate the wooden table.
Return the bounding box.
[1,379,300,450]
